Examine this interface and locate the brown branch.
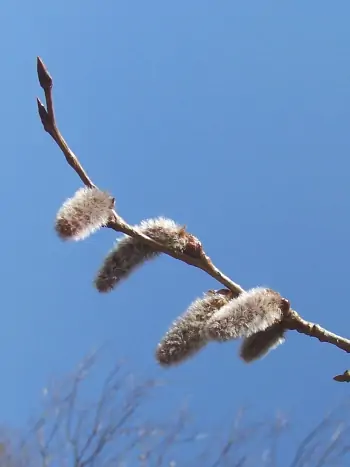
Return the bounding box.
[284,309,350,354]
[333,370,350,383]
[36,56,244,297]
[36,56,350,378]
[37,58,95,189]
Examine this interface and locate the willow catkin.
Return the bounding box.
[155,289,233,367]
[94,217,202,293]
[205,287,289,342]
[239,323,286,363]
[55,187,114,241]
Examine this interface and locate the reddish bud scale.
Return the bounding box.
[182,234,204,258]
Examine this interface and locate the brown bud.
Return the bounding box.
[37,98,51,128]
[37,57,53,90]
[333,370,350,383]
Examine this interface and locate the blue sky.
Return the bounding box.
[2,0,350,461]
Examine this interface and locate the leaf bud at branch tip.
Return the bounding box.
[37,56,53,90]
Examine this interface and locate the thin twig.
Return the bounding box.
[37,58,95,189]
[36,56,350,375]
[78,366,123,463]
[284,309,350,354]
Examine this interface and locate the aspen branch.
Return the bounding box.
[36,56,350,379]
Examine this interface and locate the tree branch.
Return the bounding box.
[36,56,244,296]
[36,56,350,378]
[284,309,350,353]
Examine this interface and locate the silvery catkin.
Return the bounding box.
[239,323,286,363]
[205,287,289,342]
[156,289,233,366]
[55,187,114,241]
[94,217,202,293]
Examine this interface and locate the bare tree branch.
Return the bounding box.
[283,310,350,354]
[36,56,350,377]
[2,356,350,466]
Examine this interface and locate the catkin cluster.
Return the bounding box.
[207,287,289,362]
[54,187,290,367]
[156,287,289,366]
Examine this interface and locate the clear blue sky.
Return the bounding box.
[2,0,350,461]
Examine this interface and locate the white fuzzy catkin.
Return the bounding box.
[94,217,201,293]
[55,187,114,241]
[239,323,286,363]
[205,287,287,342]
[156,289,233,367]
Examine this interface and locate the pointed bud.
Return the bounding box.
[239,323,286,363]
[94,217,202,292]
[156,289,233,367]
[205,287,289,342]
[55,187,114,241]
[333,370,350,383]
[37,57,53,90]
[37,98,51,129]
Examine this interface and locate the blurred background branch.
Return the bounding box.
[0,353,350,467]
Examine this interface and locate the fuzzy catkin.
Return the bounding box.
[205,287,288,342]
[156,289,233,367]
[239,323,286,363]
[94,217,201,293]
[55,187,114,241]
